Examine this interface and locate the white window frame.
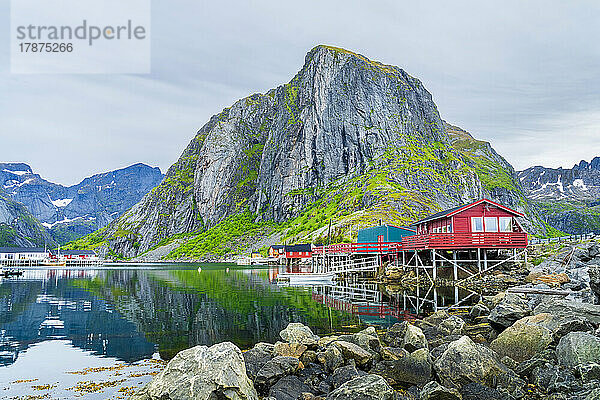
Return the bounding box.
[471,217,484,232]
[484,217,498,232]
[499,217,513,232]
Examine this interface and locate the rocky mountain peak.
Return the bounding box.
[90,45,545,259]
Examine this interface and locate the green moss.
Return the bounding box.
[63,227,108,250]
[166,211,275,259]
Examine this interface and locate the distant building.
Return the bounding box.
[284,244,312,259]
[268,245,285,258]
[0,247,49,261]
[357,225,415,243]
[251,252,262,259]
[52,249,99,261]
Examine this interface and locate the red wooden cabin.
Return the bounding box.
[403,199,527,250]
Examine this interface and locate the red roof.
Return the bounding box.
[412,199,524,225]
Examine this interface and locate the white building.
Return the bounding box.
[0,247,50,261]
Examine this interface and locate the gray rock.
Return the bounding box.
[459,382,503,400]
[438,316,465,336]
[317,345,344,372]
[370,348,432,387]
[326,374,394,400]
[256,356,300,392]
[274,341,308,358]
[557,332,600,368]
[488,294,532,329]
[243,342,274,381]
[133,342,258,400]
[531,363,576,394]
[434,336,507,389]
[383,322,409,347]
[268,375,313,400]
[333,340,374,367]
[490,314,553,362]
[534,299,600,326]
[330,363,361,389]
[590,264,600,303]
[280,323,319,346]
[403,324,428,352]
[469,303,490,320]
[419,381,462,400]
[579,363,600,383]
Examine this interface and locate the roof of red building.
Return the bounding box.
[411,199,524,225]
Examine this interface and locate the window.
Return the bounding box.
[471,217,484,232]
[499,217,513,232]
[448,224,452,233]
[485,217,498,232]
[442,226,447,233]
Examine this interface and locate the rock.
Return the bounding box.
[579,363,600,383]
[280,323,319,346]
[330,364,361,389]
[469,303,490,320]
[274,341,308,358]
[438,316,466,336]
[370,348,432,387]
[434,336,507,389]
[301,350,318,365]
[296,363,328,394]
[244,342,275,381]
[333,341,373,367]
[531,363,576,394]
[487,294,532,329]
[557,332,600,368]
[383,322,408,347]
[590,264,600,303]
[420,381,462,400]
[134,342,257,400]
[459,382,504,400]
[490,315,553,362]
[318,336,340,348]
[326,374,394,400]
[403,324,428,352]
[268,375,313,400]
[317,345,344,372]
[256,356,300,392]
[534,299,600,325]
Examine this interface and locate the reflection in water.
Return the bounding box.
[0,265,480,371]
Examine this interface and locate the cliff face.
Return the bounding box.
[0,163,163,244]
[518,157,600,234]
[0,189,55,247]
[96,45,544,259]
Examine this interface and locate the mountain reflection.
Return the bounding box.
[0,266,479,367]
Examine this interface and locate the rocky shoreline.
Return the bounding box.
[132,240,600,400]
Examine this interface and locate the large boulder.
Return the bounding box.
[255,356,300,392]
[243,342,274,381]
[460,382,504,400]
[438,316,466,336]
[370,347,432,387]
[330,363,362,389]
[333,341,374,367]
[490,314,553,362]
[403,324,428,352]
[326,374,394,400]
[274,341,307,358]
[133,342,258,400]
[434,336,507,389]
[534,299,600,326]
[420,381,462,400]
[557,332,600,368]
[280,323,319,346]
[487,294,531,329]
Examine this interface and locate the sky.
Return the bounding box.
[1,0,599,185]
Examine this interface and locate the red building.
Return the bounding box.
[403,199,527,250]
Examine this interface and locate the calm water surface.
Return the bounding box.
[0,264,477,399]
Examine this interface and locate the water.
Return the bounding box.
[0,264,479,399]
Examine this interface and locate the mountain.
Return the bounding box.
[0,188,56,247]
[75,45,546,260]
[0,163,164,244]
[518,157,600,234]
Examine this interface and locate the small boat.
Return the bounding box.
[276,272,335,284]
[0,269,23,277]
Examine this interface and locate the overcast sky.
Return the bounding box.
[1,1,599,185]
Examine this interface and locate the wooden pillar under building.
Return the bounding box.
[453,251,458,281]
[432,249,437,281]
[484,249,488,271]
